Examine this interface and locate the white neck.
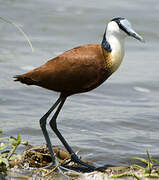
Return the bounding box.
[106,21,126,72]
[106,34,125,72]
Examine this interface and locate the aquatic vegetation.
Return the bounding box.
[0,130,159,179]
[131,151,159,178]
[110,151,159,179]
[0,132,27,173]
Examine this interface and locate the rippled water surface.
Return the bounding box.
[0,0,159,168]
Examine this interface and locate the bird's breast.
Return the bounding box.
[106,36,125,73]
[111,48,124,72]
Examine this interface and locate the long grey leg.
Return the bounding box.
[49,97,96,171]
[49,97,74,154]
[39,97,61,165]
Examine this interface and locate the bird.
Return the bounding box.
[14,17,144,172]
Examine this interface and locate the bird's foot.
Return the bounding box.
[71,153,96,170]
[60,153,95,172]
[95,164,115,171]
[61,153,114,173]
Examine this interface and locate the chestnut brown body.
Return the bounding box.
[15,44,112,97]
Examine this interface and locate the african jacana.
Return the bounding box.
[14,17,144,172]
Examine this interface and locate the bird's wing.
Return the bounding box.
[14,44,109,94]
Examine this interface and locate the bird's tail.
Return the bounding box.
[13,75,37,85]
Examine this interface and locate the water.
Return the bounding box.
[0,0,159,168]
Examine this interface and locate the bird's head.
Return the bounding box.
[106,17,144,42]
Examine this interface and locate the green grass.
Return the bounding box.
[0,131,28,173]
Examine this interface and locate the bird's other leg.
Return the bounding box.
[39,97,61,165]
[49,97,96,172]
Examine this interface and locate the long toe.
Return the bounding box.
[95,164,115,172]
[62,164,95,173]
[60,153,96,172]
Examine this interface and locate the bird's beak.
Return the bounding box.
[120,20,145,42]
[127,28,145,42]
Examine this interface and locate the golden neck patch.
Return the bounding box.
[102,47,113,70]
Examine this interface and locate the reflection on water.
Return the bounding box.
[0,0,159,168]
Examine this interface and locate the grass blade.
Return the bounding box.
[0,16,34,52]
[152,159,159,166]
[131,157,147,164]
